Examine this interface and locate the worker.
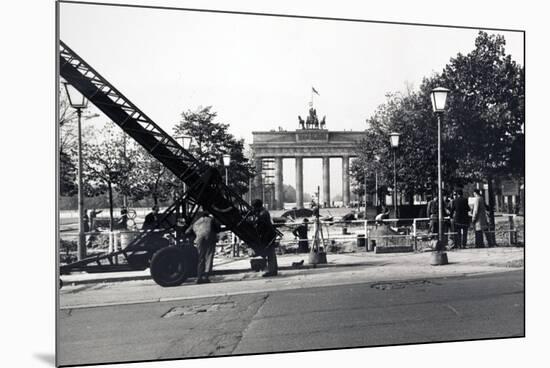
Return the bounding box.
[375,205,390,225]
[292,218,309,253]
[142,205,159,230]
[89,208,102,231]
[250,199,278,277]
[117,208,128,230]
[186,211,221,284]
[141,205,168,252]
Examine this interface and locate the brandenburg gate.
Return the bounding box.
[251,124,365,209]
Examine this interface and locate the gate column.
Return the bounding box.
[274,157,284,210]
[342,155,350,206]
[295,157,304,208]
[322,156,330,207]
[253,158,263,202]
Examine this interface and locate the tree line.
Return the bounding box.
[350,31,524,217]
[59,105,255,227]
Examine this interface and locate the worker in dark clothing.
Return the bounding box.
[311,205,320,218]
[449,189,471,248]
[375,205,390,225]
[186,211,221,284]
[250,199,278,277]
[292,218,309,253]
[142,205,167,251]
[82,209,90,233]
[142,205,159,230]
[341,212,356,223]
[89,208,102,231]
[117,208,128,230]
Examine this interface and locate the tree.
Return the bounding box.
[437,31,524,179]
[173,106,254,195]
[128,144,179,206]
[82,123,134,230]
[351,31,524,216]
[58,91,79,196]
[60,150,78,197]
[59,89,77,152]
[351,91,443,205]
[436,31,525,237]
[58,88,100,197]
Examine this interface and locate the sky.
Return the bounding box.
[59,2,524,200]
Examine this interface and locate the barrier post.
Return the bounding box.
[231,232,237,257]
[108,231,114,253]
[364,219,368,252]
[508,215,517,246]
[412,218,417,251]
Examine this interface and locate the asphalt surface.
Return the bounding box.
[59,248,524,308]
[57,270,524,366]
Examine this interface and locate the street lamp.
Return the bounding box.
[63,81,88,261]
[374,155,380,210]
[223,154,231,186]
[389,132,400,218]
[176,135,192,217]
[179,135,192,151]
[430,86,450,265]
[363,167,367,219]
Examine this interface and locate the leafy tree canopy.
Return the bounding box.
[173,106,254,196]
[351,31,524,202]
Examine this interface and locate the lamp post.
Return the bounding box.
[374,155,380,210]
[220,153,232,254]
[389,132,400,218]
[179,135,192,151]
[364,168,367,219]
[430,86,450,265]
[223,154,231,186]
[63,81,88,261]
[176,135,192,216]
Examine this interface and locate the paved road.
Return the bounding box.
[57,270,524,366]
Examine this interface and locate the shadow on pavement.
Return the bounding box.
[211,260,389,277]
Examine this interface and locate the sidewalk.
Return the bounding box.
[60,247,524,287]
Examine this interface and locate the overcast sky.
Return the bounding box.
[59,2,524,201]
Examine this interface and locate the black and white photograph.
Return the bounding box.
[8,1,550,367]
[53,1,529,367]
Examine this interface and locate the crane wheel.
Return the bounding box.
[150,247,187,287]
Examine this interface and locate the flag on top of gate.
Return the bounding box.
[312,87,320,96]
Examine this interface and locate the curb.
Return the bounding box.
[62,274,152,286]
[60,249,524,286]
[60,258,247,286]
[60,269,523,310]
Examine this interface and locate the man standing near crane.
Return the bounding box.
[186,211,221,284]
[250,199,279,277]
